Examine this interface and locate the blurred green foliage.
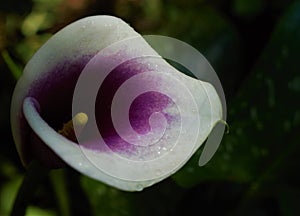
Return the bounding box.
[0,0,299,215]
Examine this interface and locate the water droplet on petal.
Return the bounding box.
[135,184,144,191]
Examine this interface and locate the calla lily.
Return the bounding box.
[11,15,223,191]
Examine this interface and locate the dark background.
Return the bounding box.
[0,0,300,215]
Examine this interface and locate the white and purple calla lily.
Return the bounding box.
[11,16,223,191]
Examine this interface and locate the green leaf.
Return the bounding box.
[26,206,56,216]
[173,0,300,188]
[0,177,22,216]
[233,0,265,18]
[1,50,22,80]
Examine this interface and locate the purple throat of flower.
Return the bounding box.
[20,54,180,167]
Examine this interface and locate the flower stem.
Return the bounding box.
[50,169,71,216]
[10,160,48,216]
